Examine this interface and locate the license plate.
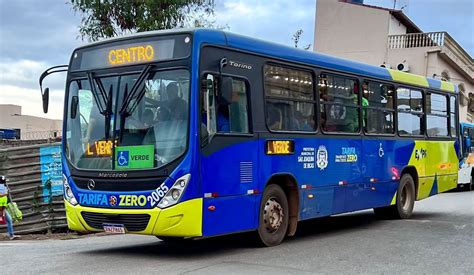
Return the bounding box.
[103,224,126,234]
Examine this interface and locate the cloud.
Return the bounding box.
[214,0,316,49]
[0,84,64,120]
[0,0,471,124]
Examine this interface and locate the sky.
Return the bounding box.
[0,0,473,120]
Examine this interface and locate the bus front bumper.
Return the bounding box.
[64,198,203,237]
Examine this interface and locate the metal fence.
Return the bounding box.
[0,141,67,235]
[20,130,63,141]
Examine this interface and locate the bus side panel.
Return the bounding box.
[202,194,259,237]
[259,137,362,219]
[301,187,335,219]
[408,141,458,200]
[348,139,414,211]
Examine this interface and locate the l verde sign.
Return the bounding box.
[115,145,154,170]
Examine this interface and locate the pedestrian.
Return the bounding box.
[0,175,20,240]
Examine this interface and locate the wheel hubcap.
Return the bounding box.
[263,198,284,233]
[401,185,411,211]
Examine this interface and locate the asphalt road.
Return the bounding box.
[2,190,473,274]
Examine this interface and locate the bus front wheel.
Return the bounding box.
[374,173,415,219]
[257,184,289,247]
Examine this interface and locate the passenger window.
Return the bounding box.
[264,65,315,132]
[363,81,395,134]
[201,74,250,136]
[319,73,359,133]
[450,96,457,137]
[426,93,448,137]
[397,88,424,136]
[220,79,250,133]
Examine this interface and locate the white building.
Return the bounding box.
[0,104,62,140]
[314,0,474,122]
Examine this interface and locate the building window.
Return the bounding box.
[264,64,315,132]
[319,73,359,133]
[363,81,395,134]
[426,92,448,137]
[397,88,424,136]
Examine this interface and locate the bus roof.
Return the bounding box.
[76,28,457,94]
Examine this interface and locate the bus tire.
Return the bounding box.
[394,173,416,218]
[374,173,415,219]
[257,184,289,247]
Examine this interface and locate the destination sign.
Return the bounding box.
[266,140,295,155]
[70,34,191,71]
[108,45,155,66]
[85,140,118,157]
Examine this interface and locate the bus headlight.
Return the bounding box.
[157,174,190,209]
[63,174,78,206]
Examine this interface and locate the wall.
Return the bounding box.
[314,0,390,65]
[387,47,439,76]
[0,104,62,140]
[388,14,407,35]
[0,142,66,235]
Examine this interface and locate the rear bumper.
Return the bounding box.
[65,198,203,237]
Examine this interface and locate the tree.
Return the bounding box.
[292,29,311,50]
[70,0,216,41]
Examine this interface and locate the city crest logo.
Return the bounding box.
[317,145,328,170]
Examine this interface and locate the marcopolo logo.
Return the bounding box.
[115,145,154,170]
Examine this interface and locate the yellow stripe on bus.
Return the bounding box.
[64,198,203,237]
[387,69,429,88]
[440,81,455,92]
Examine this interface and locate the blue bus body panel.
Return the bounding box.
[201,137,416,235]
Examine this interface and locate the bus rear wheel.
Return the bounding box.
[374,173,415,219]
[257,184,289,247]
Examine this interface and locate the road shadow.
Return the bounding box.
[79,210,374,258]
[80,209,445,259]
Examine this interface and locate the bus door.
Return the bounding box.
[360,139,396,209]
[199,53,258,236]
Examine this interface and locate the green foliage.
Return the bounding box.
[70,0,216,41]
[292,29,311,50]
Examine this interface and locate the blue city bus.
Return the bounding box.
[458,122,474,189]
[39,29,459,246]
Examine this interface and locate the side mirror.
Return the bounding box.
[38,65,68,113]
[219,76,233,104]
[42,88,49,113]
[71,96,79,119]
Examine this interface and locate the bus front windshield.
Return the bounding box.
[66,69,189,171]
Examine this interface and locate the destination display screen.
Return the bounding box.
[70,34,191,71]
[266,140,295,155]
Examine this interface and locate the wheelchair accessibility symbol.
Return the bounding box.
[117,151,129,166]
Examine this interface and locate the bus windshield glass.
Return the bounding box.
[65,69,189,170]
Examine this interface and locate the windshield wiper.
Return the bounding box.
[117,65,152,142]
[119,64,152,116]
[87,72,115,140]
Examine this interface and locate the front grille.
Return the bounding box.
[81,212,150,232]
[72,176,167,191]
